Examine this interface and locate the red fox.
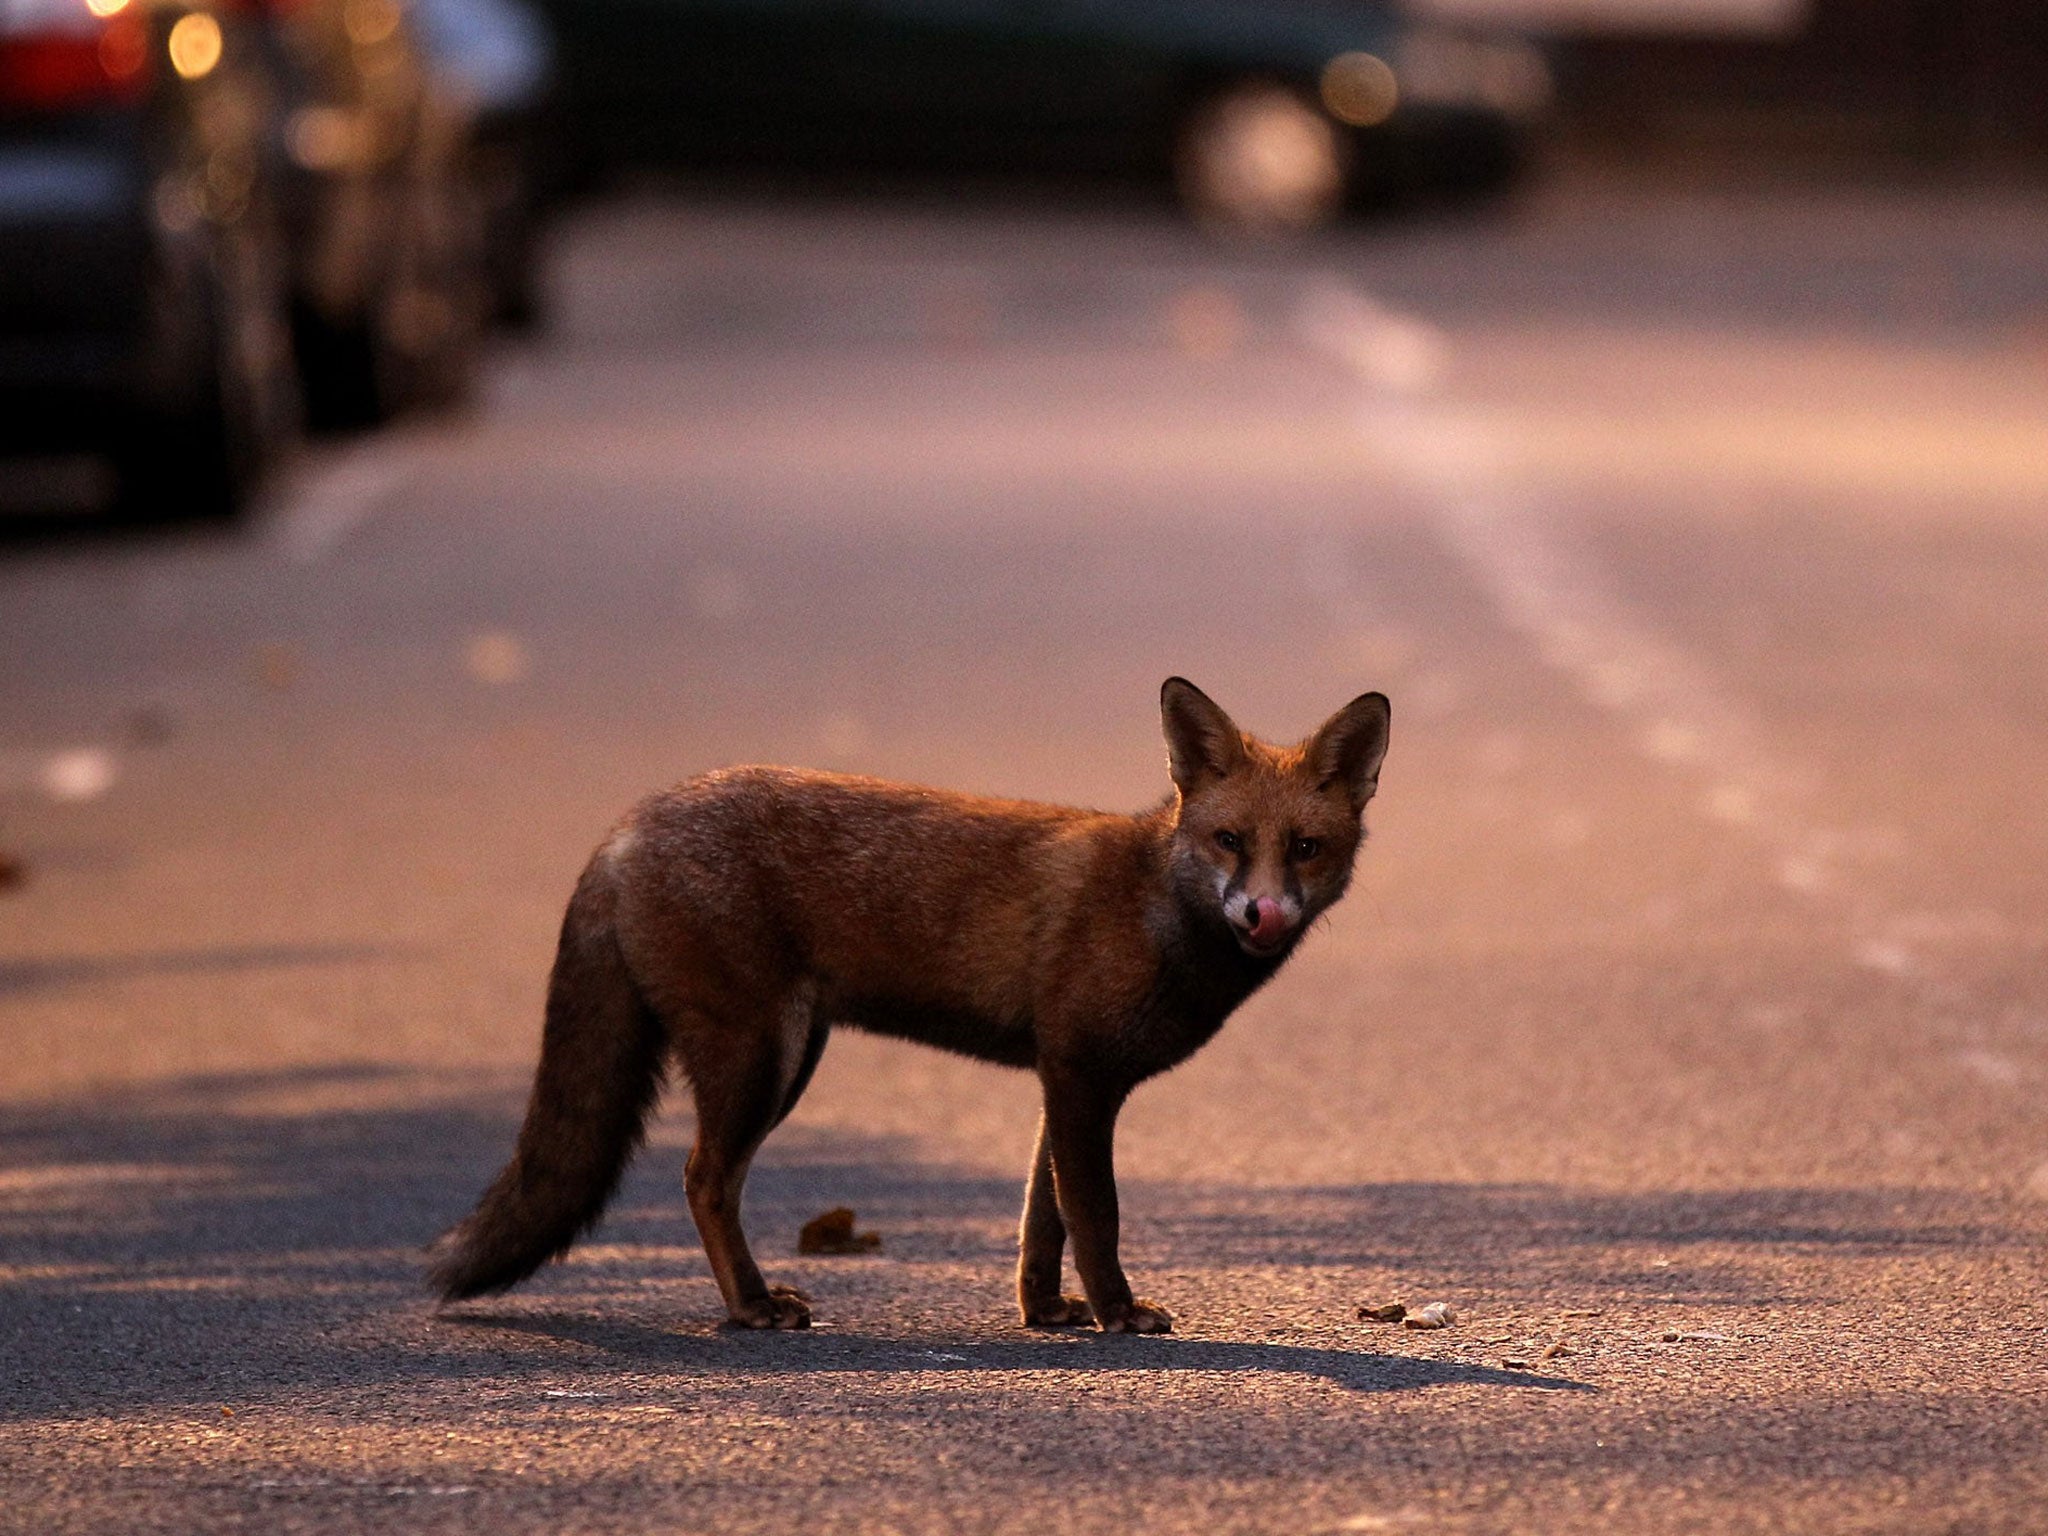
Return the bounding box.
[430,679,1390,1333]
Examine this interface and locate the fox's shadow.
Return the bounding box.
[0,1065,2026,1422]
[439,1310,1587,1395]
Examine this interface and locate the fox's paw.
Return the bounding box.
[1020,1293,1095,1328]
[1097,1298,1174,1335]
[725,1285,813,1331]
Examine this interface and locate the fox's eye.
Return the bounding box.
[1290,836,1321,861]
[1213,830,1243,855]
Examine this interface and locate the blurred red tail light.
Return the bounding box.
[0,0,150,111]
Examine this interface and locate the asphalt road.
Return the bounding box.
[4,175,2047,1534]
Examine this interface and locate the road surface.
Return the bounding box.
[4,175,2047,1533]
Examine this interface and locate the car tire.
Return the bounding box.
[1175,80,1349,235]
[294,297,387,431]
[117,218,297,520]
[296,174,484,428]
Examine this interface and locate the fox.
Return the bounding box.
[429,678,1390,1334]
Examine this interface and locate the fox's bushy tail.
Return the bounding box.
[429,864,667,1301]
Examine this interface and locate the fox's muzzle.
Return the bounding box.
[1236,897,1295,954]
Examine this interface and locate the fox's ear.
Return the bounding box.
[1160,677,1246,793]
[1308,692,1391,808]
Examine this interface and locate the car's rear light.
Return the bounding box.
[0,0,150,110]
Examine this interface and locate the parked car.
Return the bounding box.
[0,0,299,515]
[410,0,556,327]
[262,0,488,426]
[530,0,1551,229]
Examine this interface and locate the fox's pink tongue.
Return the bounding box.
[1247,901,1288,946]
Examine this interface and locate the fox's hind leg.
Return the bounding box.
[675,983,824,1329]
[1016,1113,1092,1327]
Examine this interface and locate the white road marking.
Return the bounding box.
[1293,272,2012,1084]
[1296,273,1845,904]
[270,446,417,566]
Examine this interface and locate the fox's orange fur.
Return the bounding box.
[431,679,1390,1332]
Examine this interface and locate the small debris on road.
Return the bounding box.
[797,1207,881,1254]
[464,631,531,686]
[1539,1341,1574,1361]
[125,707,175,747]
[1403,1302,1458,1330]
[1357,1302,1406,1324]
[1501,1357,1534,1370]
[251,643,301,691]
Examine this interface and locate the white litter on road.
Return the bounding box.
[38,748,118,803]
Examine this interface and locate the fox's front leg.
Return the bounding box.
[1016,1113,1092,1327]
[1038,1065,1173,1334]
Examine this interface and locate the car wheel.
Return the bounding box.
[294,297,386,432]
[297,172,485,427]
[1175,81,1349,235]
[118,216,297,519]
[400,163,489,411]
[473,136,546,331]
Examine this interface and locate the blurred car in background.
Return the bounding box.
[0,0,298,515]
[265,0,488,427]
[411,0,556,327]
[532,0,1551,230]
[1,0,500,517]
